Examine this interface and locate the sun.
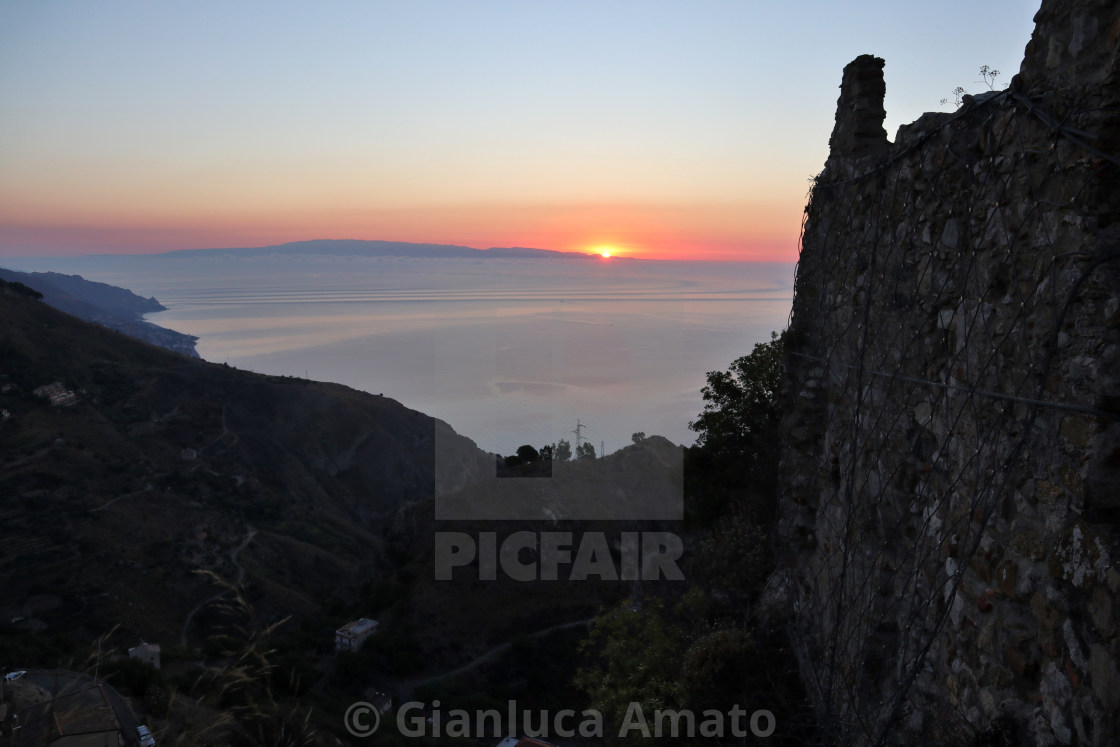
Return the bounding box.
[591,244,617,258]
[600,250,611,258]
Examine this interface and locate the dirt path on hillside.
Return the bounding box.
[179,526,257,647]
[89,483,152,512]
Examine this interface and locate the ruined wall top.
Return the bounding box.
[823,54,888,177]
[822,0,1119,178]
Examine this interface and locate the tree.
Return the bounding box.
[690,508,770,610]
[679,627,755,712]
[575,441,596,460]
[539,444,553,461]
[690,331,783,455]
[575,598,683,741]
[554,439,572,462]
[631,432,646,444]
[687,331,784,523]
[516,444,540,463]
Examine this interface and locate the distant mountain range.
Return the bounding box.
[148,239,608,259]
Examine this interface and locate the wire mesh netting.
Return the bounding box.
[780,77,1120,745]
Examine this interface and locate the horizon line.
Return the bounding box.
[0,237,797,263]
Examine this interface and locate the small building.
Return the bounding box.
[335,618,378,652]
[16,683,122,746]
[128,642,161,670]
[32,381,79,407]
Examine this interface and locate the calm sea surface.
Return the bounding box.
[11,254,793,456]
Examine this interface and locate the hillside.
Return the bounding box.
[0,267,200,357]
[0,281,492,653]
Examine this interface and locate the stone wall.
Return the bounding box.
[778,1,1120,744]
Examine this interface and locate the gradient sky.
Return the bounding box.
[1,1,1039,261]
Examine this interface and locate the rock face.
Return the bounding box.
[778,0,1120,744]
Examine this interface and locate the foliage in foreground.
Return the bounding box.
[687,330,785,525]
[169,572,323,747]
[575,331,812,745]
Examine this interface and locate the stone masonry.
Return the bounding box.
[778,0,1120,744]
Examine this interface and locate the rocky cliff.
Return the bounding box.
[779,0,1120,744]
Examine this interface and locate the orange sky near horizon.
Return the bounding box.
[0,2,1037,264]
[0,198,803,261]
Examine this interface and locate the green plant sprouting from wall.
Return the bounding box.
[940,65,1001,107]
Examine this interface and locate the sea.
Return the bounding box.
[6,253,794,457]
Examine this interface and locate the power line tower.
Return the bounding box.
[572,419,587,449]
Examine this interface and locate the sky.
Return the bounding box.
[1,1,1040,261]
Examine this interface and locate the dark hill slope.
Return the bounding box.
[0,285,490,648]
[0,267,200,357]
